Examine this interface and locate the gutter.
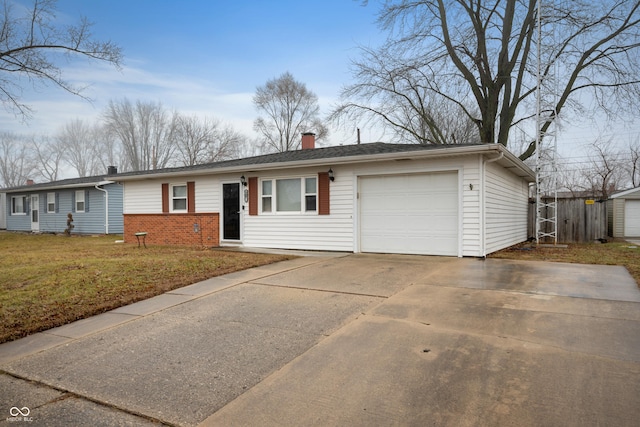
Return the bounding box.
[95,183,109,234]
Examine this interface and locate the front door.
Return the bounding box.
[30,194,39,232]
[222,183,240,240]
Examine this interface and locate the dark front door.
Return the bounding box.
[223,183,241,240]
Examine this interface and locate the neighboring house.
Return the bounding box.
[609,187,640,238]
[3,169,123,235]
[115,135,535,257]
[0,192,6,229]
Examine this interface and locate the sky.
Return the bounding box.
[3,0,387,146]
[2,0,638,179]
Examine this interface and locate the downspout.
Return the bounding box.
[481,152,504,258]
[95,184,109,234]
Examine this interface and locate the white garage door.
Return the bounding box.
[359,172,459,256]
[624,200,640,236]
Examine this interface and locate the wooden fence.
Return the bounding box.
[528,197,608,243]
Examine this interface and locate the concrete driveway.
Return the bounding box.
[1,253,639,426]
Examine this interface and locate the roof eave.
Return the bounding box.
[114,144,535,182]
[2,180,115,193]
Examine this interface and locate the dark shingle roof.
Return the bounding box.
[1,175,113,193]
[114,142,486,178]
[1,142,492,191]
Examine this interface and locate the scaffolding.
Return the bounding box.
[535,0,558,245]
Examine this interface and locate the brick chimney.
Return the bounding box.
[301,132,316,150]
[26,179,34,185]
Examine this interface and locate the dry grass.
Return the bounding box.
[0,232,293,344]
[489,240,640,286]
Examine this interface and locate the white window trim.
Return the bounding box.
[11,195,27,215]
[259,176,318,215]
[170,183,188,213]
[47,192,55,213]
[304,177,317,213]
[75,190,85,213]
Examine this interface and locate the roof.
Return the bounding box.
[113,142,535,181]
[610,186,640,199]
[1,143,535,193]
[1,175,115,193]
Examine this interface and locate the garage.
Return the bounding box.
[624,199,640,236]
[359,171,459,256]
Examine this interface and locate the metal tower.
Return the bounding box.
[535,0,558,245]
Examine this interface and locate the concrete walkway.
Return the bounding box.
[1,253,639,426]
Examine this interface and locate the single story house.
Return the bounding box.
[609,187,640,238]
[2,168,123,235]
[115,136,535,257]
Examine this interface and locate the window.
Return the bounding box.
[171,184,187,211]
[47,192,55,213]
[276,178,301,212]
[11,196,27,215]
[261,180,272,213]
[75,190,85,212]
[305,177,317,212]
[261,177,317,214]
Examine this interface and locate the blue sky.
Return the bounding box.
[5,0,386,144]
[3,0,638,166]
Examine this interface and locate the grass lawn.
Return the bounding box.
[0,232,293,344]
[489,240,640,287]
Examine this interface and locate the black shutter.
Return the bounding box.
[85,190,90,212]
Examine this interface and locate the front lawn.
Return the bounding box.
[0,232,293,344]
[489,240,640,287]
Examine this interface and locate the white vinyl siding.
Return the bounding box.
[610,199,625,238]
[484,161,529,254]
[123,176,218,214]
[243,167,354,251]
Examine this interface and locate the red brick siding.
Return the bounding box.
[124,213,219,247]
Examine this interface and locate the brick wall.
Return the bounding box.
[124,213,220,247]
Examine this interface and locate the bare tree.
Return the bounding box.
[56,118,102,177]
[581,138,625,198]
[103,99,178,171]
[334,1,640,160]
[32,135,63,181]
[90,124,123,175]
[174,115,244,166]
[254,72,328,152]
[628,139,640,188]
[0,132,36,187]
[0,0,122,119]
[330,46,481,145]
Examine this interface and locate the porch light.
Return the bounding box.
[240,175,247,186]
[328,168,335,182]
